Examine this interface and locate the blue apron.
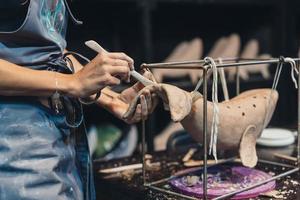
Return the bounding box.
[0,0,95,199]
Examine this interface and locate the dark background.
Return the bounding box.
[66,0,300,151]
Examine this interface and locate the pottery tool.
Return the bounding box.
[85,40,155,86]
[99,163,142,174]
[273,153,297,162]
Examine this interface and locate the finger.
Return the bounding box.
[142,68,158,83]
[126,73,131,83]
[131,104,142,123]
[105,57,130,68]
[108,52,134,70]
[105,65,130,79]
[141,69,152,79]
[143,84,158,93]
[146,93,152,113]
[142,89,152,112]
[132,81,145,91]
[150,93,159,113]
[109,53,134,65]
[140,95,148,120]
[105,75,121,86]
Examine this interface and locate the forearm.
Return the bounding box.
[0,59,75,97]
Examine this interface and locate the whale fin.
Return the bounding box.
[239,125,258,168]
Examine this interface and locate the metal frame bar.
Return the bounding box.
[140,57,300,200]
[202,67,208,199]
[141,57,300,69]
[148,185,199,200]
[298,60,300,168]
[142,119,147,185]
[141,57,271,68]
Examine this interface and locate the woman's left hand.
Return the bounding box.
[117,70,158,124]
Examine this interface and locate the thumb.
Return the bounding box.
[142,68,157,83]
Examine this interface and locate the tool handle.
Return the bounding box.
[85,40,155,86]
[129,70,154,86]
[85,40,107,53]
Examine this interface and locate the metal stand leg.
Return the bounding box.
[142,119,147,185]
[297,65,300,168]
[202,68,208,200]
[235,66,240,95]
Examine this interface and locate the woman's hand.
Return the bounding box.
[69,51,133,98]
[119,82,158,124]
[101,70,158,124]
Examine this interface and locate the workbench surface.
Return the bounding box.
[93,144,300,200]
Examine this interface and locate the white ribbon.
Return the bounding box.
[284,57,299,89]
[204,57,219,161]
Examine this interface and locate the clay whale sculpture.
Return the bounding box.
[153,34,240,150]
[124,83,278,168]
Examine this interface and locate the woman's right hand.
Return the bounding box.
[69,51,134,98]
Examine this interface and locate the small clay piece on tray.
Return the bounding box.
[182,148,197,162]
[260,190,284,199]
[145,160,161,171]
[169,164,276,199]
[186,176,200,187]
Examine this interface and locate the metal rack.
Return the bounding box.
[139,57,300,200]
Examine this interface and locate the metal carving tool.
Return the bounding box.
[85,40,155,86]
